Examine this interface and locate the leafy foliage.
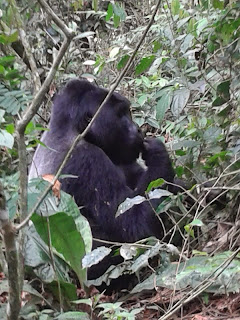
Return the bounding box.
[0,0,240,318]
[132,252,240,294]
[0,82,31,115]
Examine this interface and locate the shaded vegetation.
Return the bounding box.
[0,0,239,319]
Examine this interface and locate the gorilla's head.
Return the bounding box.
[51,79,143,164]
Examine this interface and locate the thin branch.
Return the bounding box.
[17,0,163,231]
[0,183,21,320]
[37,0,73,38]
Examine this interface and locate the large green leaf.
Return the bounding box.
[28,178,92,254]
[32,212,86,284]
[25,225,71,283]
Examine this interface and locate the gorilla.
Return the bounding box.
[29,79,175,271]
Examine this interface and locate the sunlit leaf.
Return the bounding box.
[106,3,113,21]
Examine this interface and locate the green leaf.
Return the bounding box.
[82,246,111,268]
[146,117,160,129]
[113,14,120,28]
[138,94,148,106]
[203,127,221,142]
[212,80,230,106]
[146,178,165,193]
[156,92,173,122]
[196,18,208,35]
[0,109,5,123]
[117,189,172,217]
[171,0,180,15]
[25,121,35,135]
[212,0,224,9]
[152,40,161,52]
[48,281,78,303]
[135,55,155,75]
[6,30,18,43]
[0,65,5,74]
[117,54,130,70]
[0,129,14,148]
[192,250,208,256]
[106,3,113,21]
[0,31,18,44]
[92,0,98,11]
[32,212,86,285]
[181,34,194,53]
[24,225,71,283]
[0,55,15,67]
[172,139,201,150]
[5,123,15,134]
[184,224,195,238]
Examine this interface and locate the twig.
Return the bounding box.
[195,157,240,219]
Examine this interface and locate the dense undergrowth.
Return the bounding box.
[0,0,239,319]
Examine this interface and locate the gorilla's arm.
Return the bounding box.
[119,162,145,190]
[28,130,75,179]
[60,141,164,243]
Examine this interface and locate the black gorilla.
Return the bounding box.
[29,79,174,248]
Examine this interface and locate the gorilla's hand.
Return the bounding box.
[135,137,175,194]
[142,137,167,167]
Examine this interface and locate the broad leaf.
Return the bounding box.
[32,212,86,284]
[171,88,190,117]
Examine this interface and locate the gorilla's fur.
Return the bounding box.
[29,79,175,275]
